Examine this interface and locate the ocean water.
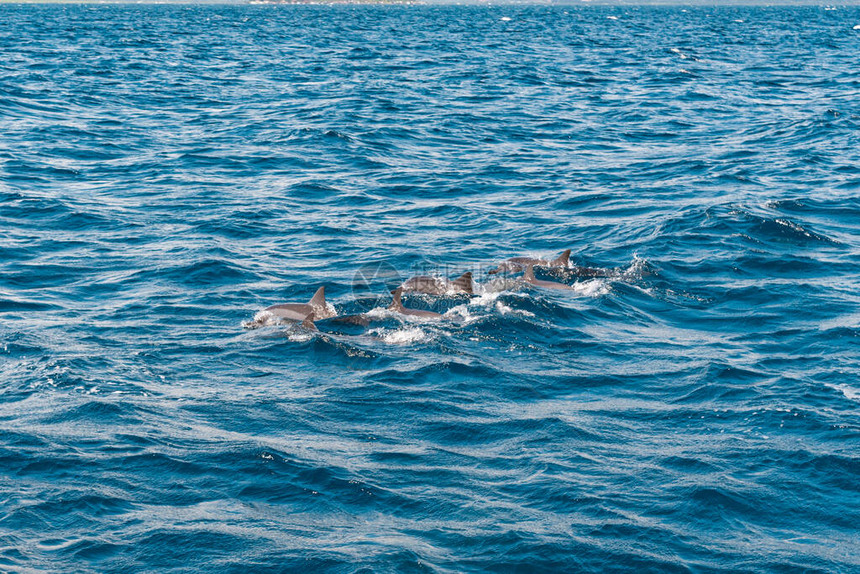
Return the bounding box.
[2,3,860,572]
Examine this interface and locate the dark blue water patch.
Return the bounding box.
[0,298,60,313]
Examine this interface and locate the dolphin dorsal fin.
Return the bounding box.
[553,249,571,267]
[301,313,317,331]
[308,286,326,309]
[389,288,404,311]
[452,271,473,294]
[523,264,536,282]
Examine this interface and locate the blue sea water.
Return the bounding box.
[2,3,860,572]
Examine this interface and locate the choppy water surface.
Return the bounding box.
[2,4,860,572]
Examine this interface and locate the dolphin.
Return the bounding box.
[298,312,317,330]
[401,271,473,295]
[245,286,334,329]
[329,313,372,327]
[522,264,575,290]
[566,265,613,278]
[388,288,443,319]
[488,249,571,275]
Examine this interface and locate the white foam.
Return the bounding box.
[607,16,618,20]
[826,383,860,401]
[500,16,511,22]
[469,290,503,306]
[474,276,521,295]
[364,307,397,320]
[242,309,277,329]
[445,303,479,324]
[447,291,501,324]
[446,290,536,324]
[287,330,314,343]
[495,299,533,316]
[854,24,860,30]
[620,254,649,280]
[374,327,430,345]
[572,279,610,297]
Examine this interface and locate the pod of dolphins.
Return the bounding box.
[248,249,611,330]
